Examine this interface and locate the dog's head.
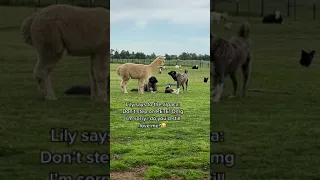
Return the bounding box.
[204,77,209,82]
[300,49,315,67]
[168,71,177,81]
[149,76,158,84]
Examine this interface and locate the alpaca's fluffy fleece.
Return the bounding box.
[211,22,252,103]
[20,4,110,101]
[116,56,165,93]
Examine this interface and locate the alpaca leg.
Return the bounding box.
[186,80,188,91]
[91,54,108,101]
[90,65,97,99]
[138,79,145,94]
[31,22,63,100]
[33,52,60,100]
[242,61,251,98]
[120,78,129,93]
[229,72,238,98]
[212,74,225,103]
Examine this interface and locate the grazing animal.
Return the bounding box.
[165,85,180,94]
[167,70,188,92]
[192,65,198,69]
[300,49,315,67]
[116,56,165,93]
[175,65,181,69]
[21,4,110,101]
[211,22,252,103]
[131,76,158,93]
[211,12,228,24]
[204,77,209,83]
[262,10,283,24]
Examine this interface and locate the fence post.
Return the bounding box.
[212,0,215,11]
[313,0,316,20]
[248,0,251,21]
[56,0,58,4]
[294,0,296,20]
[260,0,264,17]
[236,0,239,16]
[287,0,290,16]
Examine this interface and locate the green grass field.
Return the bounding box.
[110,64,210,179]
[0,6,110,179]
[211,2,320,179]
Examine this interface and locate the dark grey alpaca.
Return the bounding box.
[211,22,252,103]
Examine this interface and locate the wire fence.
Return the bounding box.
[111,59,210,68]
[212,0,318,20]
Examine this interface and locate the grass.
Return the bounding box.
[0,6,109,179]
[110,64,210,179]
[211,4,320,179]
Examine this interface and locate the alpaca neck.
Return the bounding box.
[149,60,160,70]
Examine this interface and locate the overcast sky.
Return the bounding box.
[110,0,210,56]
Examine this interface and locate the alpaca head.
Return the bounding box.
[157,56,166,66]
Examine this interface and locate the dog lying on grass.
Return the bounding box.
[65,76,159,95]
[167,70,188,92]
[131,76,158,93]
[165,85,180,94]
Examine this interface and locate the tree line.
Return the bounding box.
[110,49,210,61]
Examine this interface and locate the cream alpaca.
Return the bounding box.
[116,56,165,93]
[20,4,110,101]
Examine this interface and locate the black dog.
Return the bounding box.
[192,65,198,69]
[65,85,91,95]
[65,76,158,95]
[165,85,179,94]
[262,11,283,24]
[130,76,158,92]
[300,49,315,67]
[204,77,209,83]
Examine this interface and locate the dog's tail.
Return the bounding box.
[184,69,188,74]
[237,21,250,39]
[20,12,37,46]
[65,85,90,95]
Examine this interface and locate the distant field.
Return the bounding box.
[111,58,210,68]
[110,64,210,179]
[211,1,320,179]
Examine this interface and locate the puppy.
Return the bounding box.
[300,49,315,67]
[131,76,158,93]
[165,85,180,94]
[192,65,198,69]
[204,77,209,83]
